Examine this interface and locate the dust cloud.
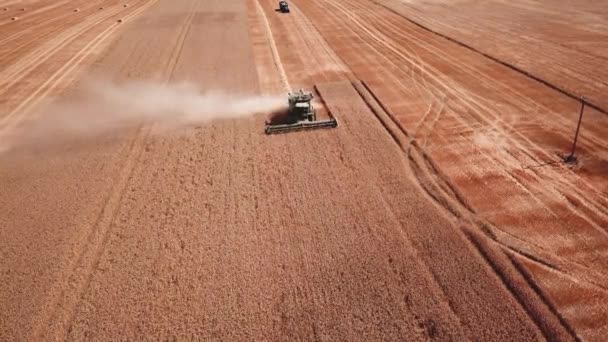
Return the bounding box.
[0,79,285,153]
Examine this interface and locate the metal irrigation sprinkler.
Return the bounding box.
[564,96,586,164]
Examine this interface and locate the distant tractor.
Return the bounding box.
[279,1,290,13]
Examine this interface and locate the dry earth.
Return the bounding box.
[1,0,607,340]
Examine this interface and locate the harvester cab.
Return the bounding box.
[279,1,290,13]
[265,90,338,134]
[288,91,315,121]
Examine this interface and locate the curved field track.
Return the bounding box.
[1,0,607,340]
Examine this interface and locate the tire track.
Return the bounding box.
[323,0,441,105]
[287,2,352,81]
[0,1,121,70]
[261,0,347,92]
[505,252,581,341]
[165,0,197,79]
[28,124,151,341]
[246,0,284,94]
[0,1,68,27]
[28,2,196,339]
[254,0,290,92]
[0,21,124,135]
[305,0,424,103]
[324,0,544,147]
[0,1,74,37]
[0,0,154,138]
[353,0,606,205]
[465,228,579,341]
[511,252,608,340]
[17,1,159,336]
[354,78,576,340]
[0,5,129,124]
[316,0,608,253]
[0,1,130,97]
[371,8,608,153]
[501,240,608,293]
[321,0,606,171]
[362,77,597,339]
[369,0,608,115]
[0,0,88,46]
[315,81,472,340]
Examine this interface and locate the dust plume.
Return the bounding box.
[0,79,285,153]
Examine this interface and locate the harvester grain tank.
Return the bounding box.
[265,90,338,134]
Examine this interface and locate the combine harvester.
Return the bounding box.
[265,90,338,134]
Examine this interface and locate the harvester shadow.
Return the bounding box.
[265,107,292,125]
